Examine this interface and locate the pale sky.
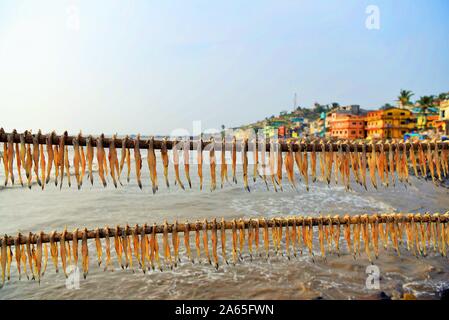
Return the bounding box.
[1,0,448,135]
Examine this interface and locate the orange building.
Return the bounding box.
[366,107,415,139]
[329,113,366,139]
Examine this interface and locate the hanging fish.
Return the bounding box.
[417,142,426,178]
[262,218,269,258]
[161,138,170,188]
[14,234,22,280]
[231,219,238,264]
[238,219,245,259]
[184,221,193,263]
[254,218,260,257]
[45,133,54,185]
[221,137,229,188]
[195,221,201,264]
[202,219,211,265]
[58,133,66,189]
[361,215,372,263]
[15,140,24,187]
[73,137,81,189]
[183,139,192,189]
[134,134,142,189]
[252,138,258,183]
[1,235,7,287]
[108,135,119,188]
[211,219,219,269]
[152,223,161,271]
[72,228,79,267]
[242,138,249,192]
[81,228,89,279]
[318,216,326,260]
[49,231,59,273]
[284,142,296,189]
[259,137,269,190]
[173,138,185,190]
[368,141,377,189]
[64,144,72,188]
[139,224,147,272]
[221,218,228,264]
[163,221,172,269]
[86,136,94,185]
[232,136,237,184]
[311,140,317,183]
[275,139,283,190]
[302,144,309,191]
[114,226,123,269]
[95,228,103,266]
[78,132,86,186]
[59,228,68,278]
[172,221,180,267]
[210,138,217,191]
[119,136,127,182]
[32,132,41,186]
[147,137,158,193]
[434,140,442,181]
[269,139,278,192]
[190,138,200,191]
[26,233,35,280]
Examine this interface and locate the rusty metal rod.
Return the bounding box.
[0,129,447,152]
[2,213,448,246]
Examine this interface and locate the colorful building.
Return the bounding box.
[412,107,439,131]
[329,113,366,139]
[435,100,449,134]
[366,107,415,139]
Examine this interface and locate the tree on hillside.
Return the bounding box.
[437,92,448,102]
[398,89,414,108]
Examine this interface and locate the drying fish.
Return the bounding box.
[183,139,192,189]
[161,138,170,188]
[211,219,219,269]
[203,219,211,264]
[184,221,193,263]
[81,228,89,278]
[221,218,228,264]
[275,139,283,191]
[318,217,326,260]
[301,145,309,191]
[114,226,123,269]
[1,235,7,287]
[368,141,377,189]
[58,133,66,189]
[140,225,147,272]
[147,137,158,193]
[95,135,107,187]
[195,221,201,264]
[434,141,442,181]
[12,144,22,188]
[232,219,238,264]
[252,138,258,183]
[269,139,278,192]
[163,221,172,269]
[242,138,250,192]
[14,234,22,280]
[172,221,180,267]
[210,138,217,191]
[118,136,128,182]
[2,140,9,186]
[60,228,68,277]
[173,138,185,190]
[152,223,161,271]
[311,141,317,183]
[134,134,142,189]
[73,137,81,189]
[45,133,54,185]
[95,228,103,266]
[64,145,71,188]
[231,136,237,184]
[259,138,269,190]
[72,228,79,267]
[79,132,86,185]
[86,136,94,185]
[221,137,229,188]
[248,219,254,259]
[239,219,245,258]
[32,132,41,186]
[108,135,119,188]
[197,138,203,190]
[50,231,59,273]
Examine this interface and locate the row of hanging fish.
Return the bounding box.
[1,213,448,287]
[1,129,449,192]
